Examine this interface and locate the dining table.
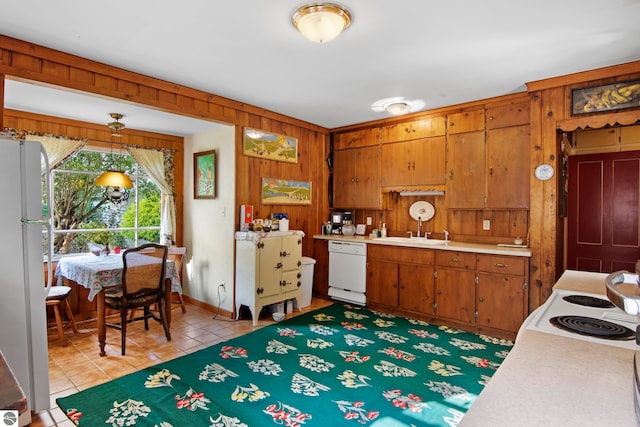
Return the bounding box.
[54,252,182,356]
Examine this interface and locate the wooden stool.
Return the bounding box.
[46,286,78,347]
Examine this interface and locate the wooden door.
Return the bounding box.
[412,136,446,185]
[476,272,526,332]
[434,268,476,323]
[381,142,412,187]
[447,131,485,208]
[354,145,382,208]
[568,151,640,272]
[486,125,530,208]
[333,149,356,208]
[366,260,398,307]
[398,264,435,314]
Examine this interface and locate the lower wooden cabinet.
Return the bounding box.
[366,244,529,338]
[476,255,528,332]
[367,245,435,314]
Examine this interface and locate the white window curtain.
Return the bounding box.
[128,147,176,245]
[10,133,87,173]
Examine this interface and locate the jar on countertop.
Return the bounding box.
[341,221,356,236]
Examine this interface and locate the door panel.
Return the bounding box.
[568,151,640,273]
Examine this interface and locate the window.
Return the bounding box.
[49,147,161,256]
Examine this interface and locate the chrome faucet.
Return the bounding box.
[444,229,449,242]
[417,216,422,238]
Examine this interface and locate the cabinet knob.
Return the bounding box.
[276,262,283,269]
[479,297,484,302]
[437,290,442,295]
[297,281,302,288]
[297,272,302,279]
[280,251,290,257]
[407,161,411,171]
[297,260,302,267]
[257,287,264,295]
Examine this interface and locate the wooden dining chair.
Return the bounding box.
[168,246,187,313]
[46,285,78,347]
[103,243,171,355]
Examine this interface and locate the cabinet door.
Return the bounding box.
[333,149,357,208]
[382,116,446,143]
[434,268,476,324]
[486,125,530,208]
[398,264,435,314]
[447,110,485,134]
[486,100,530,129]
[447,131,485,208]
[366,260,399,307]
[334,127,380,150]
[281,235,302,293]
[354,145,382,208]
[477,272,526,332]
[411,136,446,185]
[381,142,413,187]
[258,238,284,298]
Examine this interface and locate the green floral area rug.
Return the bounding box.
[57,304,513,426]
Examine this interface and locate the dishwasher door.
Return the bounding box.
[328,241,367,305]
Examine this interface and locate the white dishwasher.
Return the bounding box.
[328,240,367,305]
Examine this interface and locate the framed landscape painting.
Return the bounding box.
[243,128,297,163]
[261,178,311,205]
[194,150,216,199]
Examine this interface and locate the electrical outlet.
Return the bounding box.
[220,206,226,217]
[483,219,491,230]
[219,282,226,291]
[366,217,372,225]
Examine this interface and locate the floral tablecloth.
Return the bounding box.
[55,253,181,301]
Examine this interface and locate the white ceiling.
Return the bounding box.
[2,1,640,135]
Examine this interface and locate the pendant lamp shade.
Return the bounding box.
[95,170,134,189]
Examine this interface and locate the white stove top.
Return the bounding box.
[523,289,640,350]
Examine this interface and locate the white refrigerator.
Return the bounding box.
[0,135,52,424]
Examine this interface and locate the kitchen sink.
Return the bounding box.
[374,237,449,245]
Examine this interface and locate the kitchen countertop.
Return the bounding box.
[458,270,637,427]
[313,234,532,257]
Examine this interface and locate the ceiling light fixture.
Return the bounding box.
[371,97,426,116]
[97,113,134,204]
[107,112,126,136]
[385,102,412,115]
[292,3,352,43]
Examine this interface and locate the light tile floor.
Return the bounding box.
[33,298,332,426]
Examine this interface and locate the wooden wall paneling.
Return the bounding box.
[0,74,4,129]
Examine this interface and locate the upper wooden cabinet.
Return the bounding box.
[447,109,485,134]
[447,131,486,208]
[334,128,381,150]
[486,125,530,209]
[333,145,382,209]
[381,136,446,187]
[381,116,446,143]
[486,101,530,129]
[571,125,640,155]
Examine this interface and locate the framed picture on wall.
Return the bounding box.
[261,177,311,205]
[571,79,640,115]
[243,128,298,163]
[194,150,216,199]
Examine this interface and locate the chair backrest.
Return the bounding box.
[122,243,168,296]
[168,246,186,279]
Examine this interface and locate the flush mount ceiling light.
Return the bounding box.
[292,3,352,43]
[371,97,426,116]
[107,112,126,136]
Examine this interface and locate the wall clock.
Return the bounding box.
[534,164,554,181]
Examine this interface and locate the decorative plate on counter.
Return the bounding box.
[409,201,435,221]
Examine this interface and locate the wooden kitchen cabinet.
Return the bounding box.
[367,245,435,315]
[486,125,530,208]
[333,145,382,209]
[434,251,477,324]
[476,254,528,332]
[312,239,329,298]
[381,116,446,143]
[486,100,530,129]
[334,127,381,150]
[446,131,486,208]
[381,136,446,187]
[236,233,303,326]
[446,109,485,134]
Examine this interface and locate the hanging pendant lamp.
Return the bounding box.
[97,113,134,204]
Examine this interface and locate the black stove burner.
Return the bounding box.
[550,315,635,341]
[562,294,615,308]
